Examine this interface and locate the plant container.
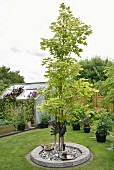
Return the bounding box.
[72,123,80,130]
[83,126,90,133]
[41,123,48,128]
[17,124,25,131]
[96,132,106,142]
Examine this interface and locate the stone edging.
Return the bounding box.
[30,142,92,168]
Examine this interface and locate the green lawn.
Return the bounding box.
[0,126,114,170]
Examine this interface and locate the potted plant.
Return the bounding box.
[26,114,33,128]
[40,114,50,128]
[23,99,34,128]
[70,104,85,131]
[11,105,26,131]
[81,109,95,133]
[25,110,34,128]
[95,110,114,142]
[82,116,91,133]
[72,119,81,131]
[16,111,26,131]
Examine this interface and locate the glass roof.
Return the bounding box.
[17,90,36,100]
[0,82,46,100]
[27,83,41,90]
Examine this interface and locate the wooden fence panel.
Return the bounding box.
[92,93,114,113]
[75,93,114,113]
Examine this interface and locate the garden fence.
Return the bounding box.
[77,92,114,113]
[92,92,114,113]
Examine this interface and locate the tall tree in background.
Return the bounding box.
[98,62,114,111]
[0,66,24,94]
[77,56,112,84]
[104,63,114,110]
[39,3,93,151]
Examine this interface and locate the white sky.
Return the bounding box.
[0,0,114,82]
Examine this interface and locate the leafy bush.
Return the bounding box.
[41,114,50,124]
[96,111,114,136]
[0,119,12,126]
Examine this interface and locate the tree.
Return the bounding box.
[102,63,114,111]
[77,56,112,84]
[0,66,24,94]
[39,3,93,151]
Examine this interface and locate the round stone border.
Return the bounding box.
[30,142,92,168]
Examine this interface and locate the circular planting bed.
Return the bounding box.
[30,142,92,168]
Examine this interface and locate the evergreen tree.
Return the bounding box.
[0,66,24,94]
[77,56,112,84]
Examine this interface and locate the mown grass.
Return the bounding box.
[0,126,114,170]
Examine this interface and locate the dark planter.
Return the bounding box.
[17,124,25,131]
[41,123,48,128]
[72,123,80,130]
[83,126,90,133]
[96,132,106,142]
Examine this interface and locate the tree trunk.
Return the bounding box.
[58,133,61,150]
[60,136,64,151]
[54,134,57,152]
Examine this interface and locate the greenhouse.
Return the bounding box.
[0,82,46,125]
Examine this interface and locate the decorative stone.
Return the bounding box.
[30,143,92,168]
[106,147,114,151]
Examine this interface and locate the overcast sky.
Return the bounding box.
[0,0,114,82]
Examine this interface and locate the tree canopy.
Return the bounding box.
[103,63,114,106]
[39,3,94,151]
[97,62,114,108]
[77,56,112,84]
[40,2,93,119]
[0,66,24,94]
